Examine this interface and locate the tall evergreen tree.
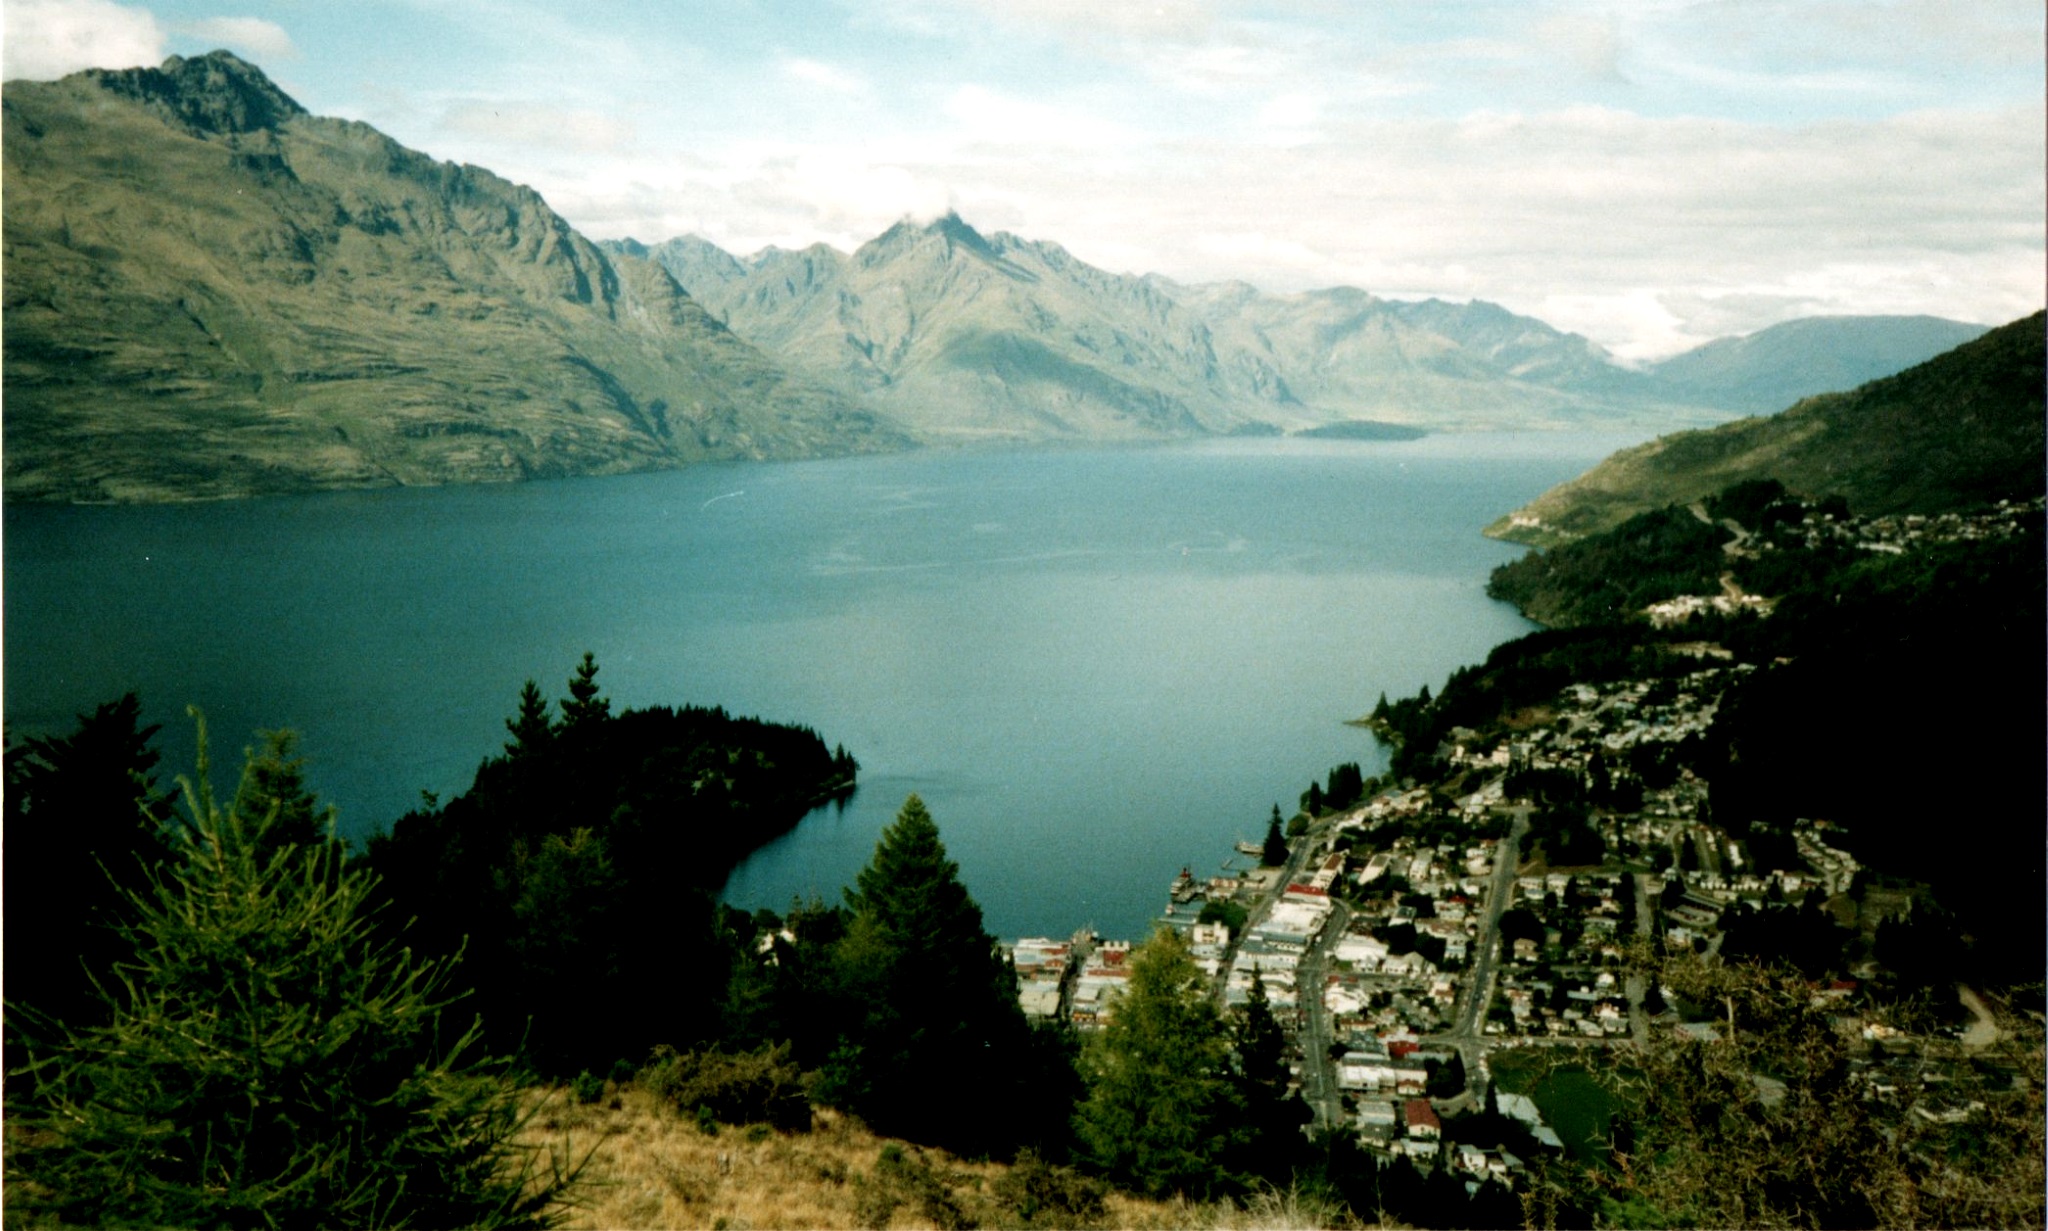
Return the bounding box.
[558,652,610,731]
[3,693,174,1029]
[504,679,554,755]
[1262,806,1289,867]
[229,728,336,861]
[6,714,574,1227]
[818,795,1051,1155]
[1072,928,1249,1199]
[1232,968,1311,1183]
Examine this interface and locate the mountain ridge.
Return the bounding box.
[1485,310,2046,547]
[4,50,2011,503]
[2,52,904,503]
[633,221,1994,445]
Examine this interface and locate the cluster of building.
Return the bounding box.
[1001,608,1988,1166]
[1788,496,2042,556]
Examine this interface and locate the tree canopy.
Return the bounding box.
[1072,928,1249,1199]
[817,794,1067,1157]
[3,693,174,1030]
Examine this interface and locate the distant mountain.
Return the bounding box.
[1646,315,1992,414]
[620,220,1709,442]
[1487,311,2046,546]
[2,53,901,503]
[633,225,1994,445]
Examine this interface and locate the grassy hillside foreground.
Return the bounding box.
[521,1087,1331,1230]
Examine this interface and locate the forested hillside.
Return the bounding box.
[1489,311,2045,546]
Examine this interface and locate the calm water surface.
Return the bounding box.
[4,435,1638,940]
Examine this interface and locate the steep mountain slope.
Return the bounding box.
[1156,280,1678,429]
[628,220,1703,441]
[625,218,1254,441]
[2,53,901,503]
[1647,315,1992,414]
[643,227,1990,444]
[1487,311,2046,546]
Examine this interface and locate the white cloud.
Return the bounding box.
[2,0,162,80]
[943,84,1136,148]
[439,101,636,155]
[183,15,294,62]
[1534,12,1629,85]
[520,94,2041,357]
[1256,91,1317,129]
[874,0,1218,48]
[779,55,868,96]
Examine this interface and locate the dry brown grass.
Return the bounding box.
[517,1085,1198,1231]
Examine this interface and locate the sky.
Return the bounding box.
[4,0,2042,361]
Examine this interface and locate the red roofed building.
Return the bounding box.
[1284,883,1329,900]
[1404,1099,1441,1139]
[1387,1039,1420,1060]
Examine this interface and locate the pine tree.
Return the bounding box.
[1262,806,1289,867]
[1073,927,1248,1198]
[1232,968,1311,1183]
[557,652,610,730]
[230,727,336,860]
[820,795,1045,1154]
[3,693,173,1029]
[504,678,555,755]
[6,713,576,1227]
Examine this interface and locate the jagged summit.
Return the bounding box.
[81,50,307,136]
[2,55,901,502]
[861,210,1005,264]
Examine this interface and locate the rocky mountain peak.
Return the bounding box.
[861,210,1003,267]
[85,50,307,136]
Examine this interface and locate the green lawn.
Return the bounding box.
[1488,1049,1631,1165]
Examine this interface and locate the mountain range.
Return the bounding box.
[1,52,900,502]
[618,227,1992,446]
[0,52,2000,502]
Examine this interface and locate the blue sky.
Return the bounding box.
[6,0,2042,359]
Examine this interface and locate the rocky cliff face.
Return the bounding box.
[3,53,904,503]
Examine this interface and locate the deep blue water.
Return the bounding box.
[4,434,1637,941]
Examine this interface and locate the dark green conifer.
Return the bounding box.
[558,651,610,730]
[230,727,335,860]
[1232,968,1311,1183]
[1073,928,1248,1198]
[504,678,554,755]
[820,794,1046,1154]
[3,693,173,1028]
[6,713,575,1227]
[1262,806,1289,867]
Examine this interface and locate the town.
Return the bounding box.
[1002,496,2039,1185]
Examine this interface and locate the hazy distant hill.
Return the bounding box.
[1488,311,2046,546]
[1646,314,1991,413]
[636,225,1993,444]
[621,220,1708,441]
[2,53,900,503]
[620,219,1261,442]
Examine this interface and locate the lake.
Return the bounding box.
[4,434,1639,942]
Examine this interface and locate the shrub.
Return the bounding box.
[989,1149,1109,1228]
[640,1041,810,1131]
